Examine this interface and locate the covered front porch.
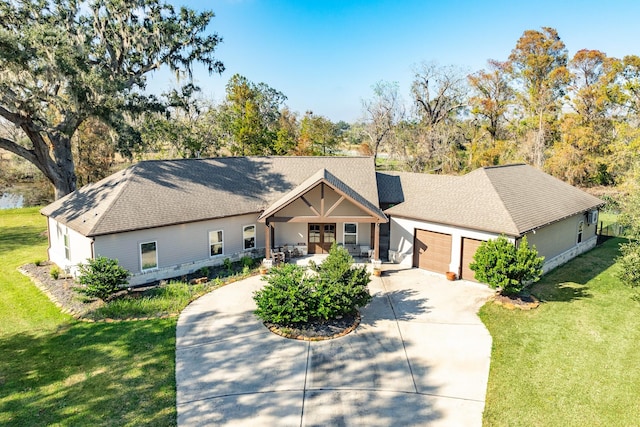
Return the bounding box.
[258,168,388,263]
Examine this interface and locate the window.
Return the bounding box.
[243,225,256,250]
[344,223,358,245]
[63,232,70,261]
[209,230,224,257]
[309,224,320,243]
[324,224,335,244]
[577,221,584,244]
[140,241,158,271]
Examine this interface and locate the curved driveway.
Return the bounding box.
[176,266,494,426]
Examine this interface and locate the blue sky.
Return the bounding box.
[151,0,640,122]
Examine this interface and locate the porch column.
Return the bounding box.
[374,222,380,260]
[265,222,271,259]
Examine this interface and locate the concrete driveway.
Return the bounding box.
[176,266,495,426]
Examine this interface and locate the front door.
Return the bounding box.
[308,223,336,254]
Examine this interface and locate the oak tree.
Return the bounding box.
[0,0,223,198]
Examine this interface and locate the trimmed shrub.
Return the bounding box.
[312,243,372,311]
[470,235,544,296]
[76,256,130,301]
[253,264,315,324]
[254,244,372,324]
[50,265,61,279]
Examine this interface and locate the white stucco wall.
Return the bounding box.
[47,217,94,276]
[388,216,502,273]
[272,223,307,247]
[93,213,265,286]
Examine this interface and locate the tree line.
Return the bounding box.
[1,0,638,200]
[362,27,640,189]
[136,26,640,190]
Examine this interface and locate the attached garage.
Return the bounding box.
[460,237,484,282]
[413,229,452,273]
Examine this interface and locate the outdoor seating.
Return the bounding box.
[359,245,371,257]
[271,250,285,265]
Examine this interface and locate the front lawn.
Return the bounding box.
[480,238,640,426]
[0,208,176,426]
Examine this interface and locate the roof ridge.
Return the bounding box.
[135,155,375,164]
[467,168,521,234]
[481,163,527,170]
[87,165,137,236]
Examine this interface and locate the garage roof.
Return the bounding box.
[379,164,604,236]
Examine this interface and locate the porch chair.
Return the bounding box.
[359,245,371,258]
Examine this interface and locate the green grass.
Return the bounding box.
[0,208,176,426]
[598,211,618,228]
[89,280,224,320]
[480,238,640,426]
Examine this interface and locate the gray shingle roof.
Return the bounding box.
[258,168,386,221]
[42,156,380,236]
[379,164,604,236]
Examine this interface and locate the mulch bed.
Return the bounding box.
[492,293,540,310]
[18,261,253,320]
[265,312,360,341]
[19,261,103,318]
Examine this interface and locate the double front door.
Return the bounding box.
[308,223,336,254]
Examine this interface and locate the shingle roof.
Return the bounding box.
[379,164,604,236]
[42,156,380,236]
[258,168,387,221]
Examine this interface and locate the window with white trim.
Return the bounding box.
[243,225,256,250]
[140,241,158,271]
[577,221,584,244]
[63,232,70,261]
[344,223,358,245]
[209,230,224,257]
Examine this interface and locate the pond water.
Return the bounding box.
[0,192,25,209]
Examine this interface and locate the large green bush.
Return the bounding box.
[617,182,640,288]
[253,244,372,324]
[76,256,130,301]
[470,235,544,296]
[617,241,640,288]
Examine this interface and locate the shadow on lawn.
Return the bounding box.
[531,238,624,303]
[0,320,177,426]
[0,225,47,257]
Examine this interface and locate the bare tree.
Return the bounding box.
[412,62,468,126]
[361,81,404,162]
[409,62,469,172]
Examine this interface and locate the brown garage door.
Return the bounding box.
[413,230,452,273]
[461,238,484,282]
